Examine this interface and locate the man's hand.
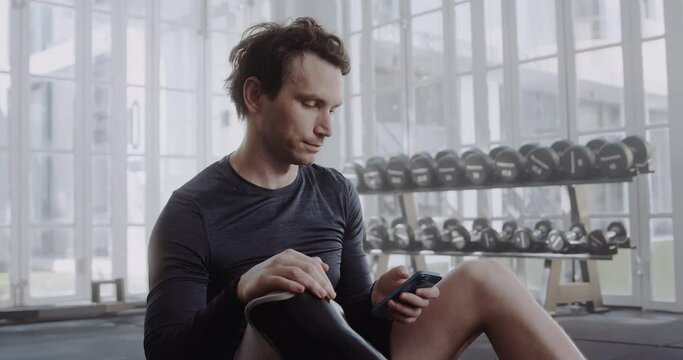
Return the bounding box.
[371,266,440,324]
[236,249,337,303]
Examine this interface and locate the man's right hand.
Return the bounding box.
[236,249,337,303]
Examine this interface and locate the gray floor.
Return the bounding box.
[2,308,683,359]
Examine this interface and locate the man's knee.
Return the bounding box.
[445,259,510,293]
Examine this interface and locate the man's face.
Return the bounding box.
[257,52,343,166]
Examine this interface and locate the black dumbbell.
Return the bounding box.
[469,218,501,251]
[525,147,561,181]
[386,154,414,189]
[363,157,389,190]
[586,138,608,154]
[518,143,539,157]
[489,145,513,160]
[441,218,471,251]
[416,217,440,251]
[560,144,599,180]
[498,220,518,251]
[435,149,466,187]
[622,135,653,173]
[597,141,635,178]
[410,152,438,188]
[391,218,417,251]
[545,223,588,253]
[512,220,553,252]
[551,140,573,157]
[495,149,528,183]
[464,149,497,185]
[587,222,627,254]
[365,217,389,251]
[341,162,367,191]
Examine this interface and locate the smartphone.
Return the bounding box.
[371,270,443,319]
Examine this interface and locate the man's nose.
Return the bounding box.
[314,112,333,138]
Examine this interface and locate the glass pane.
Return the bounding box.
[30,78,75,151]
[454,2,472,73]
[412,11,443,82]
[647,128,671,213]
[373,23,402,89]
[36,0,75,6]
[93,0,110,12]
[350,96,363,158]
[160,157,197,209]
[576,47,624,132]
[160,24,197,90]
[29,3,75,78]
[30,228,75,297]
[0,152,8,225]
[91,226,112,281]
[92,84,111,153]
[522,188,562,217]
[0,0,9,72]
[349,34,361,94]
[642,39,668,125]
[413,82,445,153]
[127,156,145,224]
[516,0,557,59]
[411,0,440,14]
[160,0,196,24]
[127,0,146,17]
[641,0,665,38]
[349,0,362,32]
[127,86,146,155]
[208,0,271,32]
[210,32,237,94]
[127,226,147,294]
[92,156,111,225]
[0,228,8,301]
[519,58,559,137]
[0,73,9,148]
[458,75,475,144]
[211,95,243,158]
[373,0,400,26]
[374,90,403,156]
[484,0,503,66]
[30,154,74,224]
[651,218,675,302]
[572,0,621,50]
[584,183,628,214]
[488,69,504,143]
[462,190,477,218]
[160,90,196,156]
[127,18,146,86]
[92,12,112,81]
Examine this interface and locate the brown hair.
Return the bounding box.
[225,17,350,119]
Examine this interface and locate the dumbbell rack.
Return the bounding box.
[359,175,637,314]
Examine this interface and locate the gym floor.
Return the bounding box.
[1,308,683,359]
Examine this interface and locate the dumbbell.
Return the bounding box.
[415,217,440,250]
[498,220,518,251]
[622,135,653,173]
[545,223,588,253]
[386,154,415,189]
[511,220,553,252]
[341,162,367,191]
[525,146,561,181]
[390,218,417,251]
[363,157,389,190]
[410,152,438,188]
[463,148,498,185]
[586,222,627,254]
[494,148,528,183]
[551,140,573,157]
[469,218,501,251]
[597,141,635,178]
[435,149,466,187]
[441,218,471,251]
[365,217,389,251]
[519,143,539,157]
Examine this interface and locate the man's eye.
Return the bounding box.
[303,102,316,108]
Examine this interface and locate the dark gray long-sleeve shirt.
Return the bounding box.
[144,157,389,359]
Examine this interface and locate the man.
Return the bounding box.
[144,17,584,359]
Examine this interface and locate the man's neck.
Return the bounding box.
[229,144,299,190]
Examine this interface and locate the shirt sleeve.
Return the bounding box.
[143,194,246,359]
[333,178,392,352]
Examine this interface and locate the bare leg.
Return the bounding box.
[390,260,584,360]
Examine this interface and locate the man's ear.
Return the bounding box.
[243,76,263,114]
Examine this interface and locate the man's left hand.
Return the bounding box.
[371,266,440,324]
